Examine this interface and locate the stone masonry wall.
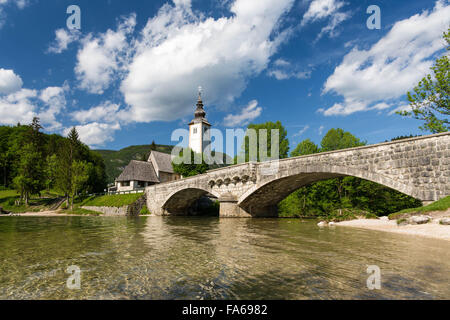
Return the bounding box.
[82,206,128,216]
[146,132,450,217]
[82,194,147,216]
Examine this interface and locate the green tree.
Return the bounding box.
[172,149,209,177]
[240,121,289,162]
[0,128,10,186]
[279,139,321,217]
[0,122,106,202]
[320,128,365,152]
[13,143,44,205]
[56,127,82,206]
[29,117,44,148]
[70,160,91,210]
[12,118,46,204]
[45,154,58,191]
[56,139,73,206]
[398,28,449,133]
[291,139,319,157]
[319,128,365,203]
[67,127,82,160]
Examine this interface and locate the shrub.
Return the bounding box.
[140,205,150,215]
[365,213,378,219]
[81,193,143,207]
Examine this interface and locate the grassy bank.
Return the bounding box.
[0,188,106,216]
[0,189,63,213]
[81,193,144,208]
[388,196,450,220]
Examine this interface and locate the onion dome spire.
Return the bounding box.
[194,86,206,119]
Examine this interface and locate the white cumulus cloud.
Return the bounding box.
[268,58,312,80]
[119,0,295,123]
[0,88,37,125]
[64,122,121,148]
[0,68,67,128]
[0,68,23,94]
[75,14,136,94]
[319,0,450,116]
[38,84,69,130]
[48,29,81,54]
[71,101,121,124]
[223,100,262,127]
[301,0,350,39]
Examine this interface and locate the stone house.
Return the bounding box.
[115,150,180,192]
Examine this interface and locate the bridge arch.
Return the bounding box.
[161,187,220,216]
[237,164,419,216]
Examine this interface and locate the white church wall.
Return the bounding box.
[189,123,204,154]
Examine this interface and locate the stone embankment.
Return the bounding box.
[82,194,147,216]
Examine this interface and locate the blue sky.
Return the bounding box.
[0,0,448,152]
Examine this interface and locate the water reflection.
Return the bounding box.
[0,216,449,299]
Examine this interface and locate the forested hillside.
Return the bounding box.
[0,119,107,207]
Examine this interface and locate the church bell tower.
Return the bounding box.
[188,87,211,154]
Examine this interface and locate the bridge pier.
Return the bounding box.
[218,193,250,217]
[218,193,278,218]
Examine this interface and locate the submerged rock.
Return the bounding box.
[409,215,431,225]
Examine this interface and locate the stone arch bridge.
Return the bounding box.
[146,132,450,217]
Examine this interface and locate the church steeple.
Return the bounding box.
[190,86,210,125]
[189,87,211,154]
[194,88,206,119]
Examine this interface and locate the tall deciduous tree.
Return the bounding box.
[13,143,44,205]
[70,160,91,210]
[320,128,365,152]
[12,118,46,205]
[45,154,58,191]
[398,28,449,133]
[56,127,84,207]
[241,121,289,162]
[291,139,319,157]
[56,139,73,205]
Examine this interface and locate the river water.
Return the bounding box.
[0,216,449,300]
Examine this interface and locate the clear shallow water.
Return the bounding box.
[0,216,449,300]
